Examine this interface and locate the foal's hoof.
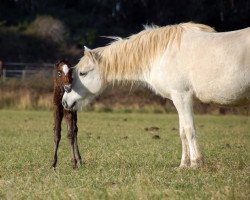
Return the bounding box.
[71,159,77,169]
[77,161,82,168]
[51,160,57,169]
[73,159,85,169]
[78,158,85,166]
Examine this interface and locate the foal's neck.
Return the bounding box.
[53,85,64,105]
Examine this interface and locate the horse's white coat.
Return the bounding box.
[62,64,69,75]
[62,24,250,168]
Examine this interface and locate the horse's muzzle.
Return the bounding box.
[62,99,76,110]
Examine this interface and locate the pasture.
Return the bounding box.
[0,110,249,199]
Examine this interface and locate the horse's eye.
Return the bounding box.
[58,71,62,76]
[79,72,88,77]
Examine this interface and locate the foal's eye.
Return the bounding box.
[79,72,88,77]
[57,71,62,76]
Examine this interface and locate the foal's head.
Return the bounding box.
[54,59,73,92]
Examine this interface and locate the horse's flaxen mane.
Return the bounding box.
[79,22,215,82]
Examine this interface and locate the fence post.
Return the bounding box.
[2,69,6,81]
[0,60,2,75]
[22,70,26,81]
[0,60,5,81]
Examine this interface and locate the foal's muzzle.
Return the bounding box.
[64,84,72,93]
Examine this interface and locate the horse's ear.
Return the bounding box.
[84,46,100,64]
[88,51,100,64]
[84,46,91,54]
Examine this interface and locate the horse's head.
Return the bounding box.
[62,47,105,110]
[54,59,73,92]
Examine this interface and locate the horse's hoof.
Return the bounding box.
[190,157,204,169]
[178,159,190,169]
[178,164,190,170]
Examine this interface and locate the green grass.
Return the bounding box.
[0,110,249,199]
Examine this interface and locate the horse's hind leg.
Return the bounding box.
[73,112,83,166]
[51,106,63,168]
[64,110,77,169]
[172,92,203,168]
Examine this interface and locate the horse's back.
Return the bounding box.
[181,28,250,106]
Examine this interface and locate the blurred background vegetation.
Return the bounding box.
[0,0,249,113]
[1,0,250,62]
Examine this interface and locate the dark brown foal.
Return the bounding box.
[51,59,82,169]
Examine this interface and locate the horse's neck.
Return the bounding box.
[105,72,146,83]
[100,55,149,84]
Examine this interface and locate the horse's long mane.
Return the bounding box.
[80,22,215,81]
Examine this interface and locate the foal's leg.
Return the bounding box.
[51,106,63,168]
[64,110,77,169]
[73,111,83,166]
[172,92,203,168]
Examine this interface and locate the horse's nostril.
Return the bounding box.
[62,100,68,108]
[72,101,76,108]
[64,84,72,93]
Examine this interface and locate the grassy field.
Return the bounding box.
[0,110,249,199]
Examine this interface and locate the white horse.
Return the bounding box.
[62,23,250,168]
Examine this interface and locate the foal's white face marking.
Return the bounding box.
[62,64,69,75]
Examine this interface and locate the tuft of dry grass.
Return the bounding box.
[0,89,52,110]
[0,77,53,110]
[1,78,250,114]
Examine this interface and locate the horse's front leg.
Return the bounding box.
[179,124,190,168]
[64,110,77,169]
[73,111,83,166]
[172,92,203,168]
[51,105,63,168]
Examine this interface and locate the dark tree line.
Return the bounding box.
[0,0,249,61]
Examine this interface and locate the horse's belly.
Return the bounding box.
[197,92,250,106]
[190,47,250,106]
[194,77,250,106]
